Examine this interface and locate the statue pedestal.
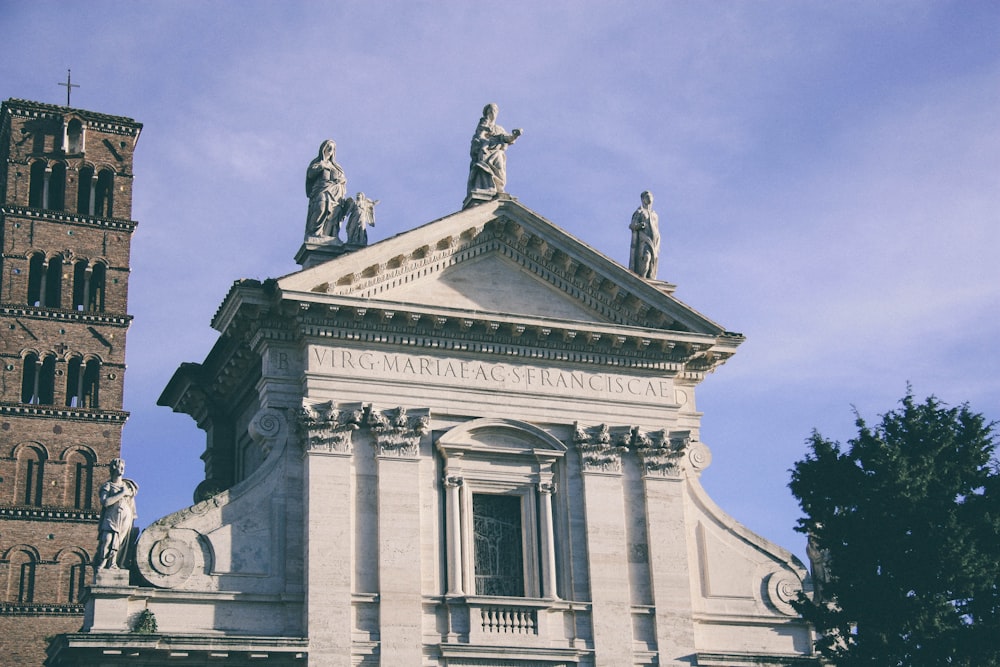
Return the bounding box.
[295,238,363,269]
[82,568,134,632]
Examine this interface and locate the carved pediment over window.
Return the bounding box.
[295,400,364,453]
[367,406,430,457]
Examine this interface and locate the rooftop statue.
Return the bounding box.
[466,103,522,205]
[629,190,660,279]
[305,139,349,240]
[95,457,138,570]
[345,192,379,246]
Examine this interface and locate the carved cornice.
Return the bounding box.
[4,98,142,134]
[0,206,138,232]
[367,406,430,458]
[0,401,128,423]
[0,304,132,326]
[0,602,84,616]
[0,505,99,522]
[295,400,364,454]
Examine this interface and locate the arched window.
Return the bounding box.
[66,119,84,154]
[8,550,37,604]
[20,353,55,405]
[66,449,95,510]
[66,554,88,603]
[71,260,88,311]
[44,254,63,309]
[27,252,45,306]
[81,358,101,409]
[88,263,106,312]
[28,161,46,208]
[94,169,114,217]
[65,355,82,407]
[49,162,67,211]
[16,446,46,507]
[77,165,94,214]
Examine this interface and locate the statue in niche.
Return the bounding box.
[344,192,379,246]
[304,139,349,239]
[466,103,522,202]
[95,457,138,570]
[629,190,660,279]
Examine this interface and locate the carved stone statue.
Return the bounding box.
[629,190,660,279]
[345,192,379,246]
[305,139,348,240]
[466,103,522,202]
[95,457,138,570]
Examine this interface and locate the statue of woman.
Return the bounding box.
[95,457,138,570]
[305,139,348,239]
[467,103,522,200]
[629,190,660,279]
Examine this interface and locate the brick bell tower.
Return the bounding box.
[0,97,141,665]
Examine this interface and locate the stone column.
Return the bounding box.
[89,175,97,216]
[538,481,559,600]
[444,475,464,596]
[575,424,634,665]
[371,407,429,665]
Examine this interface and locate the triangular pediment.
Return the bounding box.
[279,198,725,335]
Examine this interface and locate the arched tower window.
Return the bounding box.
[95,169,114,217]
[88,263,106,312]
[81,358,101,409]
[77,165,94,214]
[71,259,88,311]
[28,161,46,208]
[65,355,82,407]
[16,446,46,507]
[27,252,45,306]
[8,550,37,604]
[66,449,95,510]
[66,119,84,154]
[49,162,67,211]
[62,551,89,603]
[44,254,63,308]
[20,353,55,405]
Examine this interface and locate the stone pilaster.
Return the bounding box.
[370,406,429,664]
[574,423,634,664]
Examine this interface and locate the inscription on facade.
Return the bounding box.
[309,346,680,403]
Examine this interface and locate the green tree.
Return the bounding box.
[789,393,1000,666]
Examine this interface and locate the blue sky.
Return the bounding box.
[3,1,998,563]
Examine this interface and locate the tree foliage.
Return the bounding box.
[790,393,1000,666]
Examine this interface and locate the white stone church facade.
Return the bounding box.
[48,197,816,665]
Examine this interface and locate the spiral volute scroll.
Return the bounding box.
[136,527,197,588]
[248,407,288,458]
[765,571,803,616]
[688,441,712,472]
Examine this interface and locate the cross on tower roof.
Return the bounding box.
[58,69,80,107]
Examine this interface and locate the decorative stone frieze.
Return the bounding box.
[295,400,364,454]
[367,406,430,457]
[573,422,631,472]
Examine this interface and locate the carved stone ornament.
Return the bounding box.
[573,422,631,472]
[765,570,803,616]
[633,429,690,476]
[295,400,364,454]
[367,406,430,457]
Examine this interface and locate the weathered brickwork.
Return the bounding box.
[0,97,140,665]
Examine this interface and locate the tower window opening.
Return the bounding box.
[88,263,106,312]
[17,555,37,604]
[95,169,114,217]
[44,255,63,308]
[72,260,88,310]
[81,358,101,409]
[49,162,67,211]
[67,119,84,153]
[65,356,82,406]
[27,253,45,306]
[77,165,94,214]
[28,161,46,208]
